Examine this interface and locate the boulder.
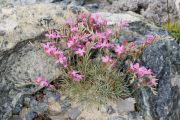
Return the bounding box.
[101,12,179,120]
[0,3,84,120]
[135,40,180,120]
[109,0,179,23]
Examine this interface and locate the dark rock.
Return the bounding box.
[109,115,126,120]
[30,99,48,114]
[0,30,6,36]
[12,115,22,120]
[128,111,143,120]
[43,88,61,101]
[61,98,71,112]
[85,3,99,10]
[107,105,116,114]
[26,111,38,120]
[68,107,81,120]
[71,0,85,6]
[23,97,32,107]
[135,40,180,120]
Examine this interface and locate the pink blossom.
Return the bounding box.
[45,32,62,39]
[42,42,68,67]
[99,41,112,48]
[65,18,75,27]
[71,27,78,32]
[144,34,155,46]
[89,35,97,40]
[92,41,112,49]
[78,12,90,25]
[90,13,107,26]
[130,63,153,78]
[114,45,126,56]
[67,36,78,48]
[42,43,57,56]
[96,32,107,41]
[105,29,113,37]
[55,54,68,67]
[69,70,84,81]
[33,77,50,87]
[42,42,55,51]
[75,47,86,56]
[148,76,158,86]
[102,55,113,63]
[149,77,158,86]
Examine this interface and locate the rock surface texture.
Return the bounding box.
[0,2,179,120]
[0,3,73,120]
[109,0,179,23]
[136,40,180,120]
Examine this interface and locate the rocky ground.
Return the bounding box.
[0,0,179,120]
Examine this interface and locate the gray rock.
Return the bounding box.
[43,88,61,101]
[110,0,179,23]
[109,115,126,120]
[100,105,115,114]
[135,40,180,120]
[71,0,85,6]
[128,112,144,120]
[0,30,6,36]
[0,3,70,120]
[68,107,81,120]
[4,0,56,6]
[116,98,135,113]
[30,99,48,114]
[107,106,116,114]
[61,98,71,112]
[26,111,38,120]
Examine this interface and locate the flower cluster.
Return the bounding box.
[130,63,158,87]
[42,42,68,67]
[33,77,54,88]
[39,12,158,95]
[69,70,84,81]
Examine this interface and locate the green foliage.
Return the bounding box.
[163,22,180,39]
[59,50,130,104]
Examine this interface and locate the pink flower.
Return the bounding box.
[137,66,152,77]
[105,29,113,37]
[114,45,126,56]
[39,80,49,87]
[42,42,68,67]
[90,13,107,26]
[56,54,68,67]
[45,32,62,39]
[33,77,50,87]
[96,32,107,41]
[75,47,86,56]
[42,42,57,56]
[78,12,90,23]
[102,55,113,63]
[118,20,129,28]
[67,36,78,48]
[69,70,84,81]
[71,27,78,32]
[143,34,155,46]
[130,63,153,78]
[65,18,75,27]
[89,35,97,40]
[99,41,112,48]
[148,75,158,86]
